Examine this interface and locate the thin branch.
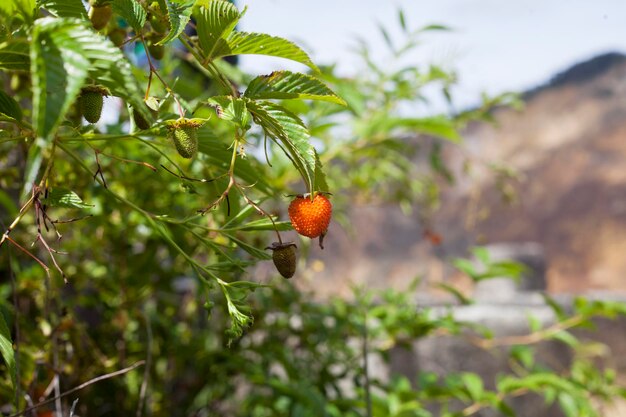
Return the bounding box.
[95,149,157,172]
[237,188,282,244]
[8,247,22,409]
[0,194,35,249]
[141,35,185,118]
[93,150,108,189]
[5,236,50,276]
[50,215,93,225]
[468,315,584,349]
[9,361,146,417]
[362,310,372,417]
[136,310,153,417]
[160,164,223,183]
[461,387,528,416]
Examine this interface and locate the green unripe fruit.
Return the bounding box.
[79,86,109,124]
[171,126,198,158]
[133,109,151,130]
[89,4,112,30]
[148,42,165,60]
[80,92,103,123]
[133,97,159,130]
[108,28,126,47]
[150,14,168,34]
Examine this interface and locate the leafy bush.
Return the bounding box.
[0,1,624,416]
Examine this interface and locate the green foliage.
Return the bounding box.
[111,0,146,32]
[453,246,527,282]
[0,308,15,395]
[156,0,194,46]
[37,0,87,19]
[245,71,346,105]
[0,2,624,417]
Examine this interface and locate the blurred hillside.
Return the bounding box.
[304,52,626,297]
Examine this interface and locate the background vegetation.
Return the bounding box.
[1,1,625,416]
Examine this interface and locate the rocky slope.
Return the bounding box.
[302,52,626,297]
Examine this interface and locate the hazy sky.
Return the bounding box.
[239,0,626,108]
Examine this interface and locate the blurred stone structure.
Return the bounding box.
[382,242,626,417]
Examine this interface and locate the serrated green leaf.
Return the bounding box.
[31,18,150,138]
[0,90,22,121]
[43,188,93,209]
[0,0,36,22]
[313,150,329,193]
[31,18,91,141]
[0,40,30,71]
[112,0,146,32]
[38,0,87,18]
[0,310,16,393]
[245,71,345,105]
[79,31,151,122]
[246,100,315,193]
[216,32,318,71]
[196,128,272,194]
[156,0,194,45]
[194,0,241,58]
[207,95,250,129]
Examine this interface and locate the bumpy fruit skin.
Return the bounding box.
[172,127,197,158]
[288,193,332,238]
[266,242,297,279]
[80,89,105,124]
[168,119,201,159]
[133,109,151,130]
[89,4,112,30]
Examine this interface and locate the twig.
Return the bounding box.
[141,35,185,118]
[93,150,108,189]
[8,247,22,409]
[136,310,153,417]
[237,188,282,244]
[468,315,584,349]
[50,215,93,225]
[362,310,372,417]
[94,148,157,172]
[160,164,223,183]
[0,194,35,249]
[9,361,146,417]
[68,399,79,417]
[5,236,50,276]
[461,387,528,416]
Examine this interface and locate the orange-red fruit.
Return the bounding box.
[288,193,332,238]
